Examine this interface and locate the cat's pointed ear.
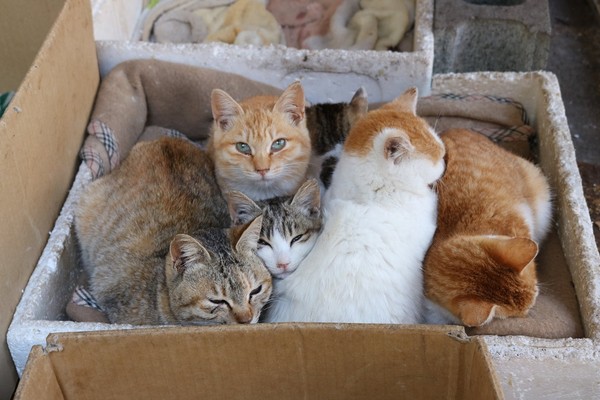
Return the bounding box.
[226,191,263,226]
[350,87,368,117]
[389,87,418,115]
[483,237,538,273]
[232,215,264,254]
[457,298,495,327]
[274,81,306,126]
[384,134,414,165]
[211,89,244,132]
[291,179,321,218]
[169,234,211,275]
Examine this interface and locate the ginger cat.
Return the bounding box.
[209,81,311,201]
[424,128,552,327]
[266,88,445,323]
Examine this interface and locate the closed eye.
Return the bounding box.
[290,234,304,245]
[258,238,271,247]
[208,298,231,310]
[249,285,262,300]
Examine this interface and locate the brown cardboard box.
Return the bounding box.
[0,0,98,396]
[13,324,503,400]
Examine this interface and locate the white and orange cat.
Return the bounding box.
[424,128,552,327]
[265,88,445,323]
[208,81,311,201]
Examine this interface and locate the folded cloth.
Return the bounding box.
[140,0,284,46]
[137,0,236,42]
[301,0,415,50]
[415,93,536,159]
[81,59,281,179]
[266,0,344,49]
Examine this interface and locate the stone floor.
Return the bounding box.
[547,0,600,249]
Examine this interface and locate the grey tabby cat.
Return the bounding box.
[75,136,272,325]
[306,88,368,188]
[226,179,322,279]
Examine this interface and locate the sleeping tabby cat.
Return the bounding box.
[75,137,272,325]
[226,179,322,279]
[424,128,552,327]
[209,81,311,201]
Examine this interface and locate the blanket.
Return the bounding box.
[137,0,414,50]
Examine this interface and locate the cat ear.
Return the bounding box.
[456,298,495,327]
[232,215,264,254]
[211,89,244,132]
[274,81,306,126]
[482,236,539,273]
[389,87,418,115]
[291,179,321,218]
[169,234,211,275]
[384,134,414,165]
[226,191,263,225]
[350,87,368,117]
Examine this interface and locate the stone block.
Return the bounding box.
[434,0,551,73]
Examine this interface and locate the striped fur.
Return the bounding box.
[227,179,322,279]
[75,137,272,325]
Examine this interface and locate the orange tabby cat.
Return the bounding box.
[208,81,311,201]
[424,128,552,327]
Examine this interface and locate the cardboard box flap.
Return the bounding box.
[15,324,503,400]
[14,346,64,400]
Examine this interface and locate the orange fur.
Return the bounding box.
[208,82,311,201]
[345,89,444,162]
[424,128,551,327]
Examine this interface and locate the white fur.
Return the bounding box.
[266,127,444,323]
[257,229,318,280]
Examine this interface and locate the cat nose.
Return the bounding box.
[277,262,289,271]
[256,168,270,177]
[234,310,254,324]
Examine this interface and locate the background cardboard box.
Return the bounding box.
[0,0,98,397]
[13,325,503,400]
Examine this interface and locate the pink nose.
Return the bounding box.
[256,169,269,177]
[277,263,289,271]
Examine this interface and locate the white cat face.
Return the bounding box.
[256,228,318,279]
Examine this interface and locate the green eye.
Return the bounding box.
[271,139,286,152]
[236,142,252,155]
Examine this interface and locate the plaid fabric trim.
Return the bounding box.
[472,125,535,142]
[72,285,103,311]
[165,128,187,139]
[87,120,120,171]
[79,148,105,179]
[434,93,530,125]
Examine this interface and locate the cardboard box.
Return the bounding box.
[90,0,435,103]
[13,325,503,400]
[0,0,98,396]
[8,69,600,399]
